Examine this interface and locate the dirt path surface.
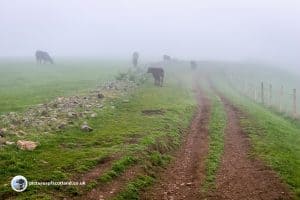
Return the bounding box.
[206,96,292,200]
[141,88,211,200]
[78,165,142,200]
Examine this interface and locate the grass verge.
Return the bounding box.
[202,94,226,191]
[211,76,300,199]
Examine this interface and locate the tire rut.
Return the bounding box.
[141,88,211,200]
[206,95,292,200]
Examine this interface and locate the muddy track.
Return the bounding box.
[141,88,211,200]
[79,165,142,200]
[206,95,292,200]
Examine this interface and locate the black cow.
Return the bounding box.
[35,50,54,64]
[132,51,139,67]
[147,67,164,87]
[190,60,197,70]
[163,55,171,61]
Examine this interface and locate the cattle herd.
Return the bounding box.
[35,50,198,87]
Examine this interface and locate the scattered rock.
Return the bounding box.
[58,122,67,129]
[81,123,93,132]
[67,112,77,118]
[51,117,57,122]
[17,140,38,150]
[41,160,48,164]
[10,125,17,130]
[97,93,105,99]
[96,104,104,109]
[0,137,6,145]
[17,130,26,135]
[0,128,7,137]
[90,113,97,118]
[5,141,14,145]
[186,182,193,186]
[41,110,48,116]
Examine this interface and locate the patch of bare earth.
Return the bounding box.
[141,88,211,200]
[76,165,143,200]
[206,96,292,200]
[142,109,166,116]
[75,156,117,184]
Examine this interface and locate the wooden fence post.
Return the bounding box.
[293,88,297,117]
[269,84,272,106]
[279,85,283,112]
[261,82,264,104]
[244,80,247,94]
[254,86,257,102]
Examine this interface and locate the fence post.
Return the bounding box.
[279,85,283,112]
[269,84,272,107]
[261,82,264,104]
[244,80,247,94]
[254,86,257,102]
[293,88,297,117]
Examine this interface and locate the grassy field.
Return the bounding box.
[0,60,196,199]
[1,60,300,199]
[0,60,128,113]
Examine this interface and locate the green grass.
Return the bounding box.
[202,94,226,191]
[211,73,300,199]
[114,175,154,200]
[0,62,196,199]
[99,156,137,183]
[0,60,127,113]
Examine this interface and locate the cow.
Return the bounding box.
[147,67,164,87]
[190,60,197,70]
[163,54,171,62]
[132,51,139,67]
[35,50,54,64]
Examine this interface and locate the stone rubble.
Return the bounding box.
[17,140,38,151]
[0,77,141,148]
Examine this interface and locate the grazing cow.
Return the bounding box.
[132,51,139,67]
[35,50,54,64]
[190,60,197,70]
[147,67,164,87]
[163,55,171,61]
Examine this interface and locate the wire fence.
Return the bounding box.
[227,74,298,119]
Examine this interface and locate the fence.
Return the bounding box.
[227,74,298,119]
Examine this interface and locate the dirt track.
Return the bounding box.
[72,87,292,200]
[141,88,211,200]
[206,95,292,200]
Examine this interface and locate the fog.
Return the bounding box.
[0,0,300,65]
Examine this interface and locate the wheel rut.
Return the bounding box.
[141,87,211,200]
[206,95,292,200]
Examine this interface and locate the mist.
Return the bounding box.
[1,0,300,65]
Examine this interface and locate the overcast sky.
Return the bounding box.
[0,0,299,64]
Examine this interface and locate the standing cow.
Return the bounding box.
[132,51,139,67]
[163,55,171,62]
[147,67,164,87]
[190,60,197,70]
[35,50,54,64]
